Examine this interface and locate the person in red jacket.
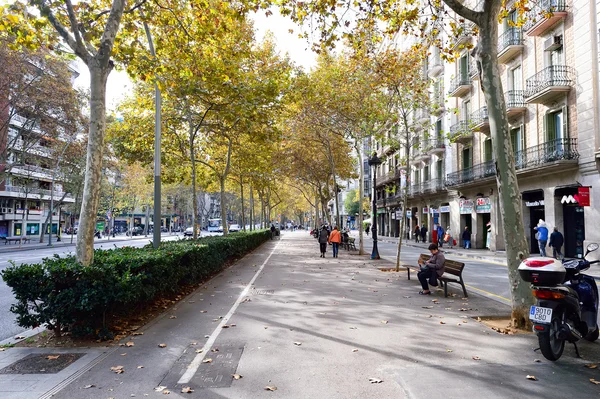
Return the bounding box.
[328,226,342,258]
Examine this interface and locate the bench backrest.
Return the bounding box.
[420,253,465,276]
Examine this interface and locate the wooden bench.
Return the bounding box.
[406,253,468,297]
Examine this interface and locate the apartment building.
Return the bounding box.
[375,0,600,259]
[0,58,78,239]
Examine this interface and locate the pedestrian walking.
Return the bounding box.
[270,223,276,240]
[420,224,428,243]
[365,224,370,236]
[534,219,549,257]
[414,225,421,243]
[318,225,329,257]
[548,227,564,260]
[462,226,471,249]
[436,224,445,248]
[444,226,453,249]
[329,226,342,258]
[417,244,446,295]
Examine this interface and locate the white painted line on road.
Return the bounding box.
[178,238,282,384]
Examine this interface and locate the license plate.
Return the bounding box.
[529,306,553,324]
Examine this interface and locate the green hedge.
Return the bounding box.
[1,230,271,338]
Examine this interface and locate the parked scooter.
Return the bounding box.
[518,243,600,361]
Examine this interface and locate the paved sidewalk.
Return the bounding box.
[2,231,600,398]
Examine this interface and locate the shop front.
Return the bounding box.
[459,199,474,247]
[439,204,451,231]
[475,197,492,249]
[522,190,546,254]
[556,186,589,259]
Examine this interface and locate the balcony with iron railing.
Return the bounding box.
[446,138,578,188]
[428,52,443,78]
[514,138,578,171]
[449,121,474,144]
[470,107,489,132]
[498,27,524,63]
[524,65,575,104]
[408,183,423,197]
[422,178,447,194]
[432,90,446,116]
[446,159,496,187]
[376,169,400,187]
[523,0,568,36]
[425,137,446,155]
[2,185,74,201]
[448,74,472,97]
[505,90,527,117]
[452,22,474,50]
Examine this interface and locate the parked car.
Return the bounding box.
[184,227,199,237]
[229,224,240,232]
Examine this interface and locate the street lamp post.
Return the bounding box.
[368,153,382,260]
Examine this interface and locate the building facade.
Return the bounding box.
[375,0,600,259]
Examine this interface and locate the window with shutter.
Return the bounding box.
[484,139,493,161]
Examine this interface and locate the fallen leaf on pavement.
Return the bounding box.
[446,349,453,352]
[137,366,144,369]
[169,316,177,319]
[222,325,230,329]
[120,353,127,356]
[440,321,446,325]
[472,356,481,361]
[200,310,207,313]
[349,327,357,330]
[83,384,95,389]
[526,375,538,381]
[294,342,302,346]
[181,387,193,393]
[590,379,600,385]
[232,374,243,380]
[14,335,25,339]
[403,296,411,298]
[202,358,213,363]
[381,320,388,324]
[204,335,210,338]
[432,299,439,303]
[211,348,219,352]
[422,306,433,309]
[110,365,124,374]
[585,364,598,369]
[126,341,135,347]
[352,349,359,352]
[462,320,468,323]
[162,390,171,394]
[0,348,4,352]
[369,378,383,383]
[154,386,167,392]
[195,349,203,353]
[445,308,452,310]
[265,386,277,391]
[534,359,542,363]
[46,355,60,360]
[158,344,167,348]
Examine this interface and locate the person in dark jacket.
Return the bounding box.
[420,224,428,243]
[417,244,446,295]
[414,225,420,243]
[436,225,445,248]
[318,225,329,257]
[462,226,471,249]
[548,227,564,260]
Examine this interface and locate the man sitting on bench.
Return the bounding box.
[417,244,445,295]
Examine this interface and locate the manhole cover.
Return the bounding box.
[0,353,85,374]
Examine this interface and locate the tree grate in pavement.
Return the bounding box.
[0,353,85,374]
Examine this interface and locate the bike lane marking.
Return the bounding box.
[178,238,282,384]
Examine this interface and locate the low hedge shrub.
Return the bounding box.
[1,230,271,338]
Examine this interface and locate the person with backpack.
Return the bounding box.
[318,225,330,257]
[420,224,428,243]
[548,227,564,260]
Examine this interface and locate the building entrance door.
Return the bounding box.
[564,205,585,258]
[529,206,545,254]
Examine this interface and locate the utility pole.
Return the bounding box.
[142,18,162,249]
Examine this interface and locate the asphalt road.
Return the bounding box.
[0,233,192,342]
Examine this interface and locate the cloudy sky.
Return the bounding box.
[73,9,317,110]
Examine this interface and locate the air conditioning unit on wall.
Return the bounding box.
[544,35,563,52]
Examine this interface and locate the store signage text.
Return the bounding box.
[406,210,412,218]
[561,195,578,204]
[459,199,474,214]
[423,207,429,214]
[475,197,492,213]
[525,200,544,207]
[439,206,451,213]
[576,187,590,206]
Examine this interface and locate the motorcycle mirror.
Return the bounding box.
[586,243,599,254]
